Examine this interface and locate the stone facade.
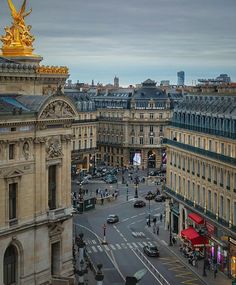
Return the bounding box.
[0,95,76,284]
[164,93,236,278]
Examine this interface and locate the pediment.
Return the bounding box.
[39,99,77,120]
[4,168,24,178]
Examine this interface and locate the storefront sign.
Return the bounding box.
[206,221,215,235]
[229,237,236,246]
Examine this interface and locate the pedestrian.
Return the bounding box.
[153,224,156,233]
[101,198,104,205]
[153,217,157,225]
[85,188,88,195]
[160,213,163,223]
[172,236,176,245]
[156,225,159,235]
[96,188,98,196]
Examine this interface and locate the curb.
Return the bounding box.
[145,226,210,285]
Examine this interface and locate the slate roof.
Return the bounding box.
[0,94,47,115]
[175,94,236,117]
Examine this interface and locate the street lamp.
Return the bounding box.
[146,192,153,227]
[77,259,88,285]
[169,201,173,246]
[101,224,107,245]
[202,243,207,277]
[126,183,129,201]
[95,264,104,285]
[134,176,139,198]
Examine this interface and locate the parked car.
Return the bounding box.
[104,174,117,183]
[107,214,119,224]
[145,191,156,200]
[134,200,146,208]
[143,245,160,257]
[155,194,166,202]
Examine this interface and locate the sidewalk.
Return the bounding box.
[146,222,232,285]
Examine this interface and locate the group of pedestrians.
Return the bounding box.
[151,214,164,235]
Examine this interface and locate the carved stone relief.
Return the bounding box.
[46,136,63,159]
[23,141,30,160]
[40,101,75,119]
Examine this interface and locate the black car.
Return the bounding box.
[143,245,160,257]
[145,191,156,200]
[134,200,146,208]
[107,214,119,224]
[155,194,166,202]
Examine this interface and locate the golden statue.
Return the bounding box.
[1,0,35,56]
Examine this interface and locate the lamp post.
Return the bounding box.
[126,183,129,201]
[78,187,84,214]
[122,168,125,184]
[146,192,153,227]
[76,233,86,263]
[169,201,173,246]
[77,259,88,285]
[202,242,207,277]
[95,264,104,285]
[134,176,139,198]
[102,224,107,245]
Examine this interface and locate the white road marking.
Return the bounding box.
[103,244,110,251]
[137,242,144,247]
[121,243,127,249]
[110,244,116,250]
[162,240,168,246]
[97,246,103,252]
[91,246,98,253]
[132,242,138,248]
[92,239,97,244]
[123,238,128,242]
[127,243,133,249]
[147,241,154,246]
[122,218,129,222]
[86,248,92,253]
[116,243,122,249]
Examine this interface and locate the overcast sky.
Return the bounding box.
[1,0,236,86]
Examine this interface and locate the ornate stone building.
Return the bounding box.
[0,1,75,284]
[93,79,175,169]
[164,93,236,278]
[65,90,97,173]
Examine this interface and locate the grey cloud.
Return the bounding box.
[0,0,235,84]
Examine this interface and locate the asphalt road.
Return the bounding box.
[73,174,205,285]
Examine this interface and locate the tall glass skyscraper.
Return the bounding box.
[177,71,185,86]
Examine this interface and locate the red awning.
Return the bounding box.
[181,227,208,246]
[188,213,204,224]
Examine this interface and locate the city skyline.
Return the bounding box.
[0,0,235,86]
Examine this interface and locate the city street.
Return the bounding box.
[73,174,206,285]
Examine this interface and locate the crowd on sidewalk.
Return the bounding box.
[147,212,232,285]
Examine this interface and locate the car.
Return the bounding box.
[145,191,156,200]
[155,194,166,202]
[134,200,146,208]
[107,214,119,224]
[143,245,160,257]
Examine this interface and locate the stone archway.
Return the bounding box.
[147,150,156,168]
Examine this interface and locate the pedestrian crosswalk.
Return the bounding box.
[131,231,145,238]
[85,240,155,254]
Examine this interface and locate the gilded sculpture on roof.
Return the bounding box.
[1,0,35,56]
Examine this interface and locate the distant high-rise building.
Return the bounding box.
[114,76,119,87]
[160,80,170,86]
[177,71,185,86]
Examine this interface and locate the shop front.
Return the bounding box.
[205,221,229,276]
[229,237,236,278]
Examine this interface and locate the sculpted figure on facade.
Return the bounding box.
[40,101,75,119]
[23,141,30,160]
[46,137,63,159]
[1,0,35,55]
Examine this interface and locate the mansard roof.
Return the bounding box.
[174,94,236,117]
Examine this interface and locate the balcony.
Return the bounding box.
[163,138,236,166]
[171,121,236,140]
[164,186,236,234]
[47,207,73,222]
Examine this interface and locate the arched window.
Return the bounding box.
[4,245,17,285]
